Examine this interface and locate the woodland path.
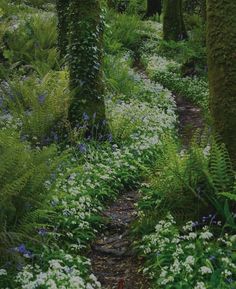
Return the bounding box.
[89,191,148,289]
[89,58,204,289]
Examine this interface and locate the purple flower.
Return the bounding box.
[17,244,27,254]
[78,143,87,153]
[38,228,47,236]
[38,94,46,104]
[16,244,33,258]
[108,134,113,142]
[82,112,89,121]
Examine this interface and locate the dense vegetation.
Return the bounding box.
[0,0,235,288]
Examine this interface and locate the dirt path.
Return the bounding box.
[175,94,204,146]
[89,57,205,289]
[133,56,205,146]
[89,191,148,289]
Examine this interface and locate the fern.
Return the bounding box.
[1,71,70,143]
[0,129,57,263]
[220,192,236,201]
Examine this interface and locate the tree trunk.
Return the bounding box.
[67,0,107,135]
[163,0,187,41]
[146,0,162,17]
[56,0,69,58]
[207,0,236,163]
[201,0,207,23]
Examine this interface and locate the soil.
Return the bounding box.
[175,94,204,147]
[89,191,149,289]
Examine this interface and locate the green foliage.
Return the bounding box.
[153,70,209,110]
[137,136,236,232]
[3,12,58,75]
[138,214,236,289]
[67,0,107,127]
[56,0,69,58]
[105,11,144,53]
[0,130,56,224]
[21,0,56,9]
[1,71,70,143]
[158,38,206,74]
[126,0,146,15]
[0,129,56,262]
[104,53,139,98]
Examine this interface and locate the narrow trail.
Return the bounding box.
[133,56,205,145]
[175,94,204,146]
[89,57,205,289]
[89,191,148,289]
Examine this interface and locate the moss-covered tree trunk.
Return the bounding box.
[67,0,107,135]
[146,0,162,17]
[207,0,236,163]
[56,0,70,58]
[163,0,187,41]
[201,0,207,23]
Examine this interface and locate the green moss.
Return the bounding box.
[207,0,236,163]
[163,0,187,41]
[56,0,69,58]
[67,0,107,131]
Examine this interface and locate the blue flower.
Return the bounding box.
[108,134,113,142]
[78,143,87,153]
[38,228,47,236]
[38,94,46,105]
[82,112,89,121]
[16,244,33,258]
[17,244,27,254]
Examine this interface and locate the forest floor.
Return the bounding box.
[89,61,205,289]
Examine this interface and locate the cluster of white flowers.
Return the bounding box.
[145,54,180,74]
[8,50,178,288]
[139,32,209,111]
[107,70,177,152]
[139,214,236,288]
[15,254,101,289]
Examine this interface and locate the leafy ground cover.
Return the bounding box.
[0,2,236,289]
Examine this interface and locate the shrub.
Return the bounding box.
[0,129,56,262]
[105,11,144,53]
[3,12,58,75]
[139,214,236,289]
[0,71,70,144]
[136,137,236,232]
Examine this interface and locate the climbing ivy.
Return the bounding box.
[56,0,70,58]
[67,0,107,133]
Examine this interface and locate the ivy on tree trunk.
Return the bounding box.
[56,0,69,58]
[67,0,107,136]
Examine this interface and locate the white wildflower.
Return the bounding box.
[199,266,212,275]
